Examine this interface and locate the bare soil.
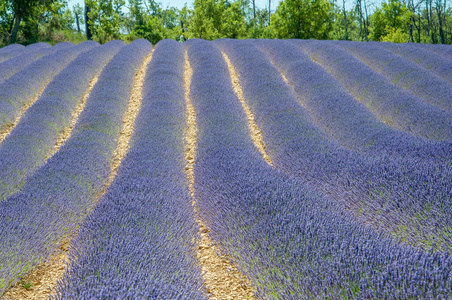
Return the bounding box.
[221,52,273,166]
[184,51,257,299]
[0,87,47,145]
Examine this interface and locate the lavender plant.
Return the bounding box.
[378,41,452,83]
[215,39,452,252]
[254,39,452,163]
[0,41,98,134]
[0,44,27,63]
[0,42,73,84]
[335,40,452,113]
[0,39,152,294]
[292,39,452,142]
[53,39,206,300]
[187,39,452,299]
[414,42,452,62]
[0,40,124,202]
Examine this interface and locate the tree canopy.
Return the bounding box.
[0,0,452,46]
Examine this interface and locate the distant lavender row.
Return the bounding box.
[0,44,27,63]
[54,40,205,300]
[336,40,452,113]
[0,41,97,134]
[0,40,124,202]
[0,39,151,294]
[293,39,452,142]
[255,39,452,163]
[414,42,452,62]
[188,39,452,299]
[378,41,452,83]
[218,39,452,252]
[0,43,56,64]
[0,42,73,84]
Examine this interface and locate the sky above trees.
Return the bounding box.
[67,0,280,10]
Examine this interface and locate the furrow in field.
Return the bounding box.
[336,40,452,113]
[106,48,154,189]
[46,75,101,160]
[0,40,152,297]
[0,41,98,145]
[188,39,452,299]
[184,50,255,300]
[53,40,204,299]
[221,52,273,166]
[0,41,123,203]
[292,39,452,142]
[255,39,452,162]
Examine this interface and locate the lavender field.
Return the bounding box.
[0,39,451,300]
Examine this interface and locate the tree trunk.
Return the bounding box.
[75,12,81,33]
[268,0,271,24]
[253,0,256,19]
[9,14,21,44]
[363,0,369,40]
[85,2,92,40]
[343,0,348,40]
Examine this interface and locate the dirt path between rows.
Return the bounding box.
[1,49,154,300]
[184,51,256,300]
[221,52,273,166]
[0,87,47,145]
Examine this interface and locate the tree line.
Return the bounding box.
[1,0,452,46]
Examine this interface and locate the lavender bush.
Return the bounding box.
[336,40,452,113]
[378,41,452,83]
[0,40,124,202]
[216,39,452,251]
[0,41,98,134]
[54,39,206,300]
[0,44,27,63]
[187,39,452,299]
[292,39,452,142]
[0,39,151,294]
[254,39,452,163]
[0,42,73,84]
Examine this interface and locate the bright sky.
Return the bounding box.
[67,0,281,11]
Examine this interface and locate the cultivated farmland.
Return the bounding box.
[0,38,451,299]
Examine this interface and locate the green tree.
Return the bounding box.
[248,7,271,38]
[0,1,13,44]
[188,0,247,40]
[189,0,221,39]
[86,0,125,43]
[369,0,412,42]
[221,0,247,38]
[270,0,334,39]
[329,5,360,40]
[8,0,41,43]
[73,3,83,33]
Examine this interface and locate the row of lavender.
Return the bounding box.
[186,39,451,299]
[53,40,205,299]
[335,40,452,113]
[0,42,52,63]
[0,40,151,294]
[0,40,123,202]
[294,39,452,142]
[219,39,452,252]
[0,41,97,139]
[0,38,451,298]
[0,42,69,84]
